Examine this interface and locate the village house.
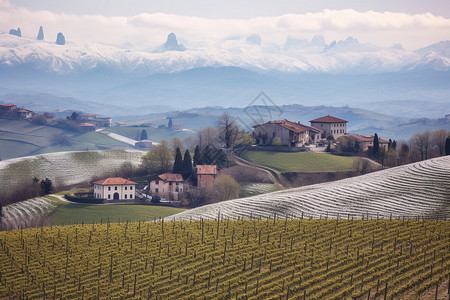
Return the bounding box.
[253,119,321,147]
[309,115,348,140]
[149,173,184,200]
[92,177,137,200]
[135,139,153,150]
[79,122,96,132]
[345,134,390,152]
[17,109,33,119]
[196,165,218,188]
[0,103,17,111]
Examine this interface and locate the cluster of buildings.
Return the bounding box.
[93,165,218,202]
[0,103,34,119]
[253,114,389,151]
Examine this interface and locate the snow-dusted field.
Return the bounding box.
[173,156,450,221]
[0,150,146,188]
[0,197,59,230]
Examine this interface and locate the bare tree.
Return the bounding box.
[197,126,218,148]
[431,129,449,157]
[218,112,239,150]
[410,130,432,160]
[182,136,196,152]
[170,136,183,153]
[206,175,240,203]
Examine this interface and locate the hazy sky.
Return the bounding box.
[2,0,450,49]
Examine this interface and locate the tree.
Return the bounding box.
[193,145,202,166]
[326,135,334,152]
[182,136,196,152]
[206,175,240,203]
[40,178,52,195]
[141,139,173,174]
[446,136,450,155]
[272,137,282,146]
[431,129,448,156]
[197,126,218,148]
[168,118,173,129]
[392,140,397,151]
[181,149,193,179]
[236,132,255,148]
[352,158,372,175]
[218,112,239,149]
[170,137,183,153]
[172,148,183,174]
[398,143,410,165]
[410,130,431,160]
[373,133,380,156]
[140,129,148,141]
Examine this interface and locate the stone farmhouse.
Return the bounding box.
[149,173,185,200]
[93,177,137,200]
[0,103,35,119]
[309,115,348,140]
[253,119,321,147]
[196,165,218,188]
[345,134,390,152]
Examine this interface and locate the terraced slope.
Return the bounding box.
[174,156,450,220]
[0,150,145,189]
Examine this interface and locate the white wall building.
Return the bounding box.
[309,115,348,140]
[93,177,137,200]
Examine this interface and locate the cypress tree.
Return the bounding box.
[168,118,173,129]
[193,145,202,166]
[181,149,193,179]
[203,146,212,164]
[373,133,380,156]
[172,148,183,174]
[140,129,148,141]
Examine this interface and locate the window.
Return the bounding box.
[130,186,133,190]
[272,132,275,138]
[125,194,127,199]
[108,194,111,199]
[175,188,179,192]
[169,182,172,186]
[108,187,111,191]
[155,188,159,193]
[130,194,133,199]
[125,186,127,190]
[156,180,159,185]
[180,188,182,192]
[115,186,117,191]
[176,182,179,186]
[321,124,323,127]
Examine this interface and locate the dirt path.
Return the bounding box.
[233,155,291,188]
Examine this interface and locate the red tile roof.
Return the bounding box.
[309,115,348,123]
[79,122,96,127]
[346,134,390,144]
[93,177,137,185]
[196,165,217,175]
[18,109,32,113]
[0,103,16,107]
[253,119,320,134]
[155,173,184,182]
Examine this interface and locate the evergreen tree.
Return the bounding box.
[140,129,148,140]
[193,145,202,166]
[392,140,397,150]
[40,178,52,195]
[373,133,380,156]
[181,149,193,179]
[445,136,450,155]
[203,146,212,165]
[172,147,183,174]
[168,118,173,129]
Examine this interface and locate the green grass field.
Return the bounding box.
[0,140,40,160]
[48,202,185,226]
[241,151,359,172]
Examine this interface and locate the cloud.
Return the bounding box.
[0,2,449,50]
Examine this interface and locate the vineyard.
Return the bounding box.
[0,150,145,188]
[0,218,449,299]
[174,156,450,221]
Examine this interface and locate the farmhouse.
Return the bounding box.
[196,165,218,188]
[79,122,96,132]
[0,103,17,111]
[345,134,390,151]
[149,173,184,200]
[17,109,33,119]
[253,119,321,147]
[93,177,137,200]
[309,115,348,140]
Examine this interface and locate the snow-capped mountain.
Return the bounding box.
[1,33,449,75]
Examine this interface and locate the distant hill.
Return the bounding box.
[173,156,450,220]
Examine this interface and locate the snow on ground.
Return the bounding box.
[172,156,450,221]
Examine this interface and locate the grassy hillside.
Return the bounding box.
[103,126,193,142]
[241,151,360,173]
[174,156,450,221]
[0,219,448,299]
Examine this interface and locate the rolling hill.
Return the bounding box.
[173,156,450,220]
